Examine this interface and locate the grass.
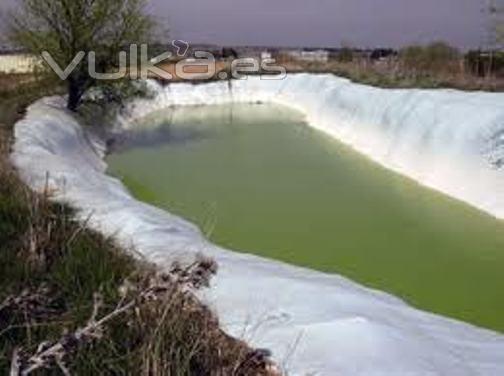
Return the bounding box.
[0,76,277,375]
[275,55,504,92]
[149,52,504,91]
[0,74,63,129]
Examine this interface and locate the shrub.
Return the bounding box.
[399,41,460,73]
[466,50,504,77]
[337,47,354,63]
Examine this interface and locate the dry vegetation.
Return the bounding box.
[0,77,279,375]
[0,73,63,129]
[275,43,504,91]
[148,42,504,91]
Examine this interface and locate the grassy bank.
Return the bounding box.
[277,58,504,92]
[277,43,504,91]
[0,76,276,375]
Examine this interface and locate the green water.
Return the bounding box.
[108,103,504,331]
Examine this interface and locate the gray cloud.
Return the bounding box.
[2,0,491,48]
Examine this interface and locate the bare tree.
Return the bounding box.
[494,1,504,45]
[484,1,504,78]
[8,0,155,111]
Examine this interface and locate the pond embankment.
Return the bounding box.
[11,74,504,375]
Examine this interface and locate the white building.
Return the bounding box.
[286,49,330,63]
[0,54,38,74]
[261,51,272,60]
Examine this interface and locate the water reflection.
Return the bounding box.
[112,105,241,153]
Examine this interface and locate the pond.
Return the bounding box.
[108,103,504,332]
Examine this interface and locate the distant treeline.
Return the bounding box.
[466,50,504,77]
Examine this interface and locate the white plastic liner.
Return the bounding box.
[12,74,504,375]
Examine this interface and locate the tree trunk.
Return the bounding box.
[67,78,82,112]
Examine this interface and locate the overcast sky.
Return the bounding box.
[1,0,494,49]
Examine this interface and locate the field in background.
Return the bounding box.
[2,43,504,91]
[153,43,504,91]
[276,54,504,91]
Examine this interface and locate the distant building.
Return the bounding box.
[261,51,272,60]
[285,49,330,63]
[0,53,38,74]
